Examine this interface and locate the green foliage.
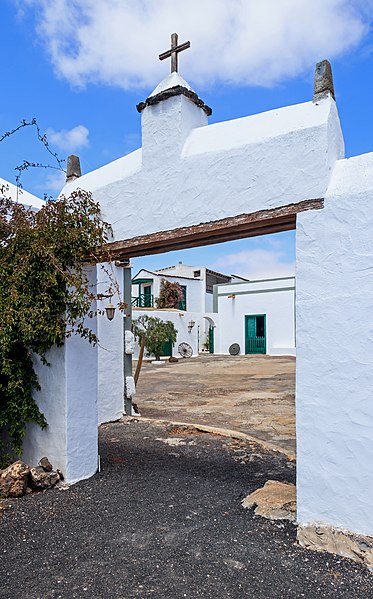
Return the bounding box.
[133,315,177,361]
[0,187,111,459]
[155,279,184,309]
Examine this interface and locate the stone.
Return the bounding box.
[39,457,53,472]
[242,480,296,521]
[313,59,335,100]
[0,461,30,498]
[169,356,179,363]
[126,376,136,398]
[56,469,64,481]
[29,466,60,491]
[66,154,81,182]
[125,331,135,354]
[298,524,373,570]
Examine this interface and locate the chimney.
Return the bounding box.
[66,155,81,182]
[313,60,335,101]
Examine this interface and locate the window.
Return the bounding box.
[178,285,187,310]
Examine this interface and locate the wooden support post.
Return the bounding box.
[134,336,146,386]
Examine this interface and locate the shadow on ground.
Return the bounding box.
[1,420,372,598]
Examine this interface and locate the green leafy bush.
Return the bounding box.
[0,187,111,460]
[133,315,177,361]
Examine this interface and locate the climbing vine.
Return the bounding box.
[0,186,112,463]
[155,279,184,309]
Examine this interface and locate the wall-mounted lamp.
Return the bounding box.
[105,303,116,321]
[188,319,195,332]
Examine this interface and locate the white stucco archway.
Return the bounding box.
[25,66,373,564]
[203,316,216,328]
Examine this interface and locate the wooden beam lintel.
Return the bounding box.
[97,198,323,261]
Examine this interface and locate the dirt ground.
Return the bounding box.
[134,354,296,455]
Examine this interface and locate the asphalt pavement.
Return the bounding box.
[1,419,372,598]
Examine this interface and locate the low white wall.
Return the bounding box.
[296,153,373,537]
[22,266,99,484]
[214,279,295,355]
[132,309,216,359]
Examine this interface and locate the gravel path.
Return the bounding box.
[1,420,372,598]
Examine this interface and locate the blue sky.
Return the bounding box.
[1,1,373,278]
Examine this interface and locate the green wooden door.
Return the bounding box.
[161,339,173,357]
[245,315,266,354]
[208,326,214,354]
[143,285,152,307]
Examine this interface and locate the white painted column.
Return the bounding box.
[22,266,99,484]
[97,262,124,424]
[296,154,373,541]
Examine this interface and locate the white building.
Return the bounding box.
[22,56,373,563]
[132,263,241,311]
[131,263,236,358]
[214,276,295,356]
[132,266,295,357]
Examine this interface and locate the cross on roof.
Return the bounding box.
[159,33,190,73]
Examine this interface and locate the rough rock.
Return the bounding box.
[29,466,60,491]
[242,480,296,521]
[0,461,30,497]
[169,356,179,363]
[298,524,373,570]
[39,457,53,472]
[56,469,64,481]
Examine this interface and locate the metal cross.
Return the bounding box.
[159,33,190,73]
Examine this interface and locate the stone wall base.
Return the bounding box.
[297,524,373,569]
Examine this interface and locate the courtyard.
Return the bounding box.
[134,354,296,456]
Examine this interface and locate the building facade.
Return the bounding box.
[214,277,295,356]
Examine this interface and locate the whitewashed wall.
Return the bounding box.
[296,152,373,537]
[22,266,99,484]
[132,309,217,359]
[62,93,344,245]
[50,75,373,546]
[205,292,214,313]
[97,262,124,425]
[214,279,295,355]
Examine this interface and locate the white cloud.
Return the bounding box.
[23,0,371,90]
[42,169,66,193]
[214,249,295,280]
[47,125,89,152]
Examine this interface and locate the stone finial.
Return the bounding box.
[313,60,335,101]
[66,154,81,182]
